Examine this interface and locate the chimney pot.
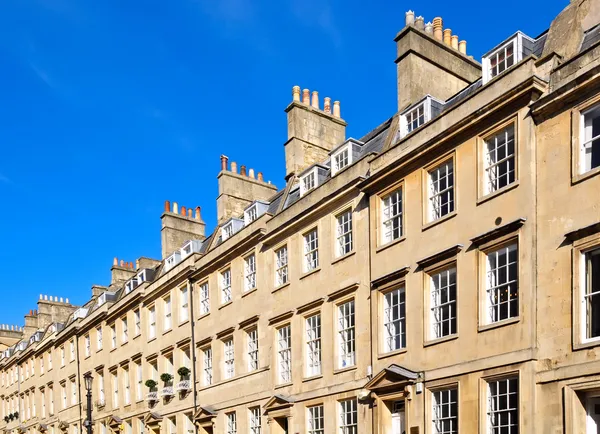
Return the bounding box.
[240,165,247,176]
[44,295,48,301]
[187,208,193,218]
[459,40,467,54]
[136,259,140,270]
[415,16,424,30]
[220,155,229,171]
[249,168,255,179]
[120,259,125,267]
[66,298,69,304]
[324,97,331,114]
[451,35,459,50]
[405,10,415,26]
[333,101,341,118]
[292,86,301,102]
[195,206,201,220]
[433,17,443,41]
[164,200,171,213]
[425,22,433,34]
[443,29,452,46]
[173,202,179,214]
[231,161,238,173]
[59,297,63,303]
[302,89,310,104]
[257,172,264,181]
[311,91,319,109]
[113,257,118,266]
[181,205,186,216]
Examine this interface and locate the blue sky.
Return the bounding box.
[0,0,567,326]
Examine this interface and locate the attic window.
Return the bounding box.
[332,147,349,173]
[400,96,443,138]
[164,251,182,272]
[223,222,233,240]
[482,32,534,84]
[221,218,244,241]
[246,206,258,223]
[301,170,316,195]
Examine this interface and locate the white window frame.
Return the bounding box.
[226,412,237,434]
[203,348,212,385]
[96,327,103,351]
[245,205,258,224]
[336,210,353,257]
[84,334,91,358]
[221,268,232,304]
[277,325,291,383]
[163,295,172,331]
[199,282,210,314]
[121,317,128,343]
[249,407,261,434]
[428,159,455,222]
[432,387,458,434]
[245,254,257,291]
[381,188,403,244]
[338,300,356,369]
[179,285,189,323]
[112,372,119,408]
[305,314,321,377]
[148,305,156,340]
[430,267,457,339]
[300,168,318,196]
[307,405,324,434]
[135,362,143,401]
[223,338,234,379]
[483,124,516,195]
[110,324,117,349]
[581,247,600,342]
[134,309,141,336]
[303,229,319,272]
[400,100,429,137]
[331,145,351,175]
[275,246,289,286]
[486,377,519,433]
[339,399,358,434]
[222,222,234,241]
[247,328,259,372]
[485,243,519,324]
[482,33,531,84]
[383,287,406,352]
[123,367,130,405]
[580,103,600,174]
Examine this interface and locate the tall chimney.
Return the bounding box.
[394,14,480,111]
[284,86,346,178]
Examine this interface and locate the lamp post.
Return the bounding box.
[83,373,93,434]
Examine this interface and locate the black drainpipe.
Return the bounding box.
[187,275,199,433]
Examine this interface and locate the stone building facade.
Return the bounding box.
[2,1,600,433]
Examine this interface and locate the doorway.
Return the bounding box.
[391,401,405,434]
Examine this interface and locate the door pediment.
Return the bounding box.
[365,364,420,393]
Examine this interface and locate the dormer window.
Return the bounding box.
[221,218,244,241]
[333,147,349,172]
[244,201,269,225]
[400,96,443,138]
[330,139,364,176]
[180,240,202,258]
[299,165,328,196]
[482,32,535,84]
[164,251,182,272]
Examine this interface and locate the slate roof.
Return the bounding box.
[581,24,600,52]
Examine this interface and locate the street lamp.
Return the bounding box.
[83,373,93,434]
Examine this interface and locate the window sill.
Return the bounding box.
[147,337,156,344]
[332,251,356,265]
[377,348,407,360]
[110,348,117,353]
[302,374,323,383]
[573,337,600,351]
[422,210,457,232]
[121,341,129,346]
[133,334,141,340]
[274,381,293,390]
[376,236,406,254]
[333,365,357,375]
[477,181,519,205]
[272,282,290,294]
[423,334,458,347]
[478,316,520,332]
[96,348,103,353]
[198,312,210,320]
[162,328,172,336]
[242,288,258,298]
[218,301,233,310]
[178,319,190,328]
[572,165,600,184]
[300,267,321,280]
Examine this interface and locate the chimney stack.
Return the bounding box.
[161,200,206,258]
[395,12,480,111]
[284,85,346,178]
[217,156,277,224]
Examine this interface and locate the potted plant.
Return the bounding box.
[13,412,18,419]
[4,416,9,423]
[177,366,191,380]
[160,373,173,383]
[8,414,13,421]
[144,379,157,390]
